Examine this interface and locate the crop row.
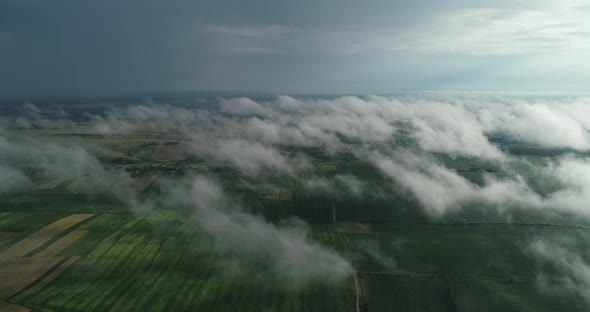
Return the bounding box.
[21,211,356,311]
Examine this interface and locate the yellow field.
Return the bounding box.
[34,231,88,258]
[35,178,67,190]
[11,256,81,302]
[0,300,30,312]
[338,222,372,234]
[315,162,337,171]
[1,214,94,257]
[279,188,292,201]
[0,256,63,298]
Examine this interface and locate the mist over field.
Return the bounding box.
[2,0,590,310]
[2,94,590,309]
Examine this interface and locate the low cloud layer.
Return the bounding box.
[162,176,353,287]
[0,165,31,192]
[372,151,539,214]
[373,150,590,217]
[530,238,590,306]
[5,95,590,213]
[195,139,309,175]
[0,135,138,203]
[5,94,590,292]
[302,174,369,198]
[81,95,590,161]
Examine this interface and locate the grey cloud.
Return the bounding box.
[0,103,76,130]
[0,165,31,192]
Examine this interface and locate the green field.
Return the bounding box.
[0,196,355,312]
[1,115,589,312]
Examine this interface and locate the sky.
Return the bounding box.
[1,0,589,96]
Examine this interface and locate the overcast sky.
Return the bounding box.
[1,0,589,96]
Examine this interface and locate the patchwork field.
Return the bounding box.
[153,142,188,161]
[1,214,94,257]
[362,274,456,312]
[0,300,30,312]
[35,178,67,190]
[1,115,589,312]
[0,213,95,309]
[342,221,590,312]
[34,231,88,258]
[0,256,63,298]
[0,199,356,312]
[338,222,372,235]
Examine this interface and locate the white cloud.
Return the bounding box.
[405,101,504,159]
[163,176,353,287]
[530,238,590,307]
[197,139,307,175]
[544,157,590,214]
[0,136,137,201]
[372,151,539,214]
[372,150,590,217]
[479,101,590,150]
[14,95,590,218]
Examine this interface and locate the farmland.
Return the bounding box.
[2,0,590,306]
[0,204,355,312]
[1,169,587,311]
[1,99,590,312]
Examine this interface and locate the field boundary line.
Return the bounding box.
[10,256,81,302]
[359,270,570,286]
[332,200,364,312]
[33,230,88,258]
[1,214,95,257]
[0,299,32,312]
[1,256,64,302]
[352,220,590,230]
[442,275,461,312]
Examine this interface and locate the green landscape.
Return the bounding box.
[1,96,590,312]
[3,1,590,310]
